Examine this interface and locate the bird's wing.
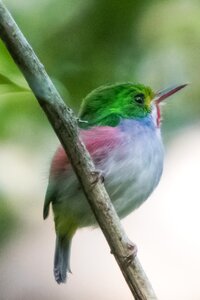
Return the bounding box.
[43,179,57,219]
[43,126,123,219]
[43,147,69,219]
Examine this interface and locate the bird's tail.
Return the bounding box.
[54,235,72,284]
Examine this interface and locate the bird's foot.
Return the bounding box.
[90,170,104,184]
[111,240,137,267]
[123,241,138,267]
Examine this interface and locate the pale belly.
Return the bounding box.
[104,135,164,218]
[53,121,164,227]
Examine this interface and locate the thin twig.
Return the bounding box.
[0,2,158,299]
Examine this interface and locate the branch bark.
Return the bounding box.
[0,2,158,299]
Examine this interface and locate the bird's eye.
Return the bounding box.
[134,93,145,104]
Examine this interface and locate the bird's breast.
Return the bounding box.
[102,118,164,218]
[52,118,164,227]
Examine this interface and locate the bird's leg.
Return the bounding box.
[90,170,105,184]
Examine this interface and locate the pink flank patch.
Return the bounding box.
[50,126,121,177]
[50,146,69,177]
[81,126,121,163]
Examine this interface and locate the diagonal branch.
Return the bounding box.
[0,2,157,299]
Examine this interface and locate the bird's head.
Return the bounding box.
[78,83,187,128]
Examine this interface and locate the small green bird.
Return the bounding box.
[43,82,187,283]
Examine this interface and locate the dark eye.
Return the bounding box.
[134,93,145,104]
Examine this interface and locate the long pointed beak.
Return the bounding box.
[154,83,188,104]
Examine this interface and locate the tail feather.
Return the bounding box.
[54,236,72,284]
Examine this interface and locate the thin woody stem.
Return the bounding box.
[0,2,157,299]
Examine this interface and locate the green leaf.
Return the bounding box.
[0,73,30,94]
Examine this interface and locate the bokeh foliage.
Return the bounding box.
[0,193,19,247]
[0,0,199,243]
[1,0,200,142]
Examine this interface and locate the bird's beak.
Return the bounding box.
[154,83,188,104]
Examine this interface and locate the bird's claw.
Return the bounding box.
[110,240,137,267]
[123,241,138,266]
[90,170,104,185]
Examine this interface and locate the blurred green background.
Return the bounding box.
[0,0,200,299]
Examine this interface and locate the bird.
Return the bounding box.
[43,82,187,284]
